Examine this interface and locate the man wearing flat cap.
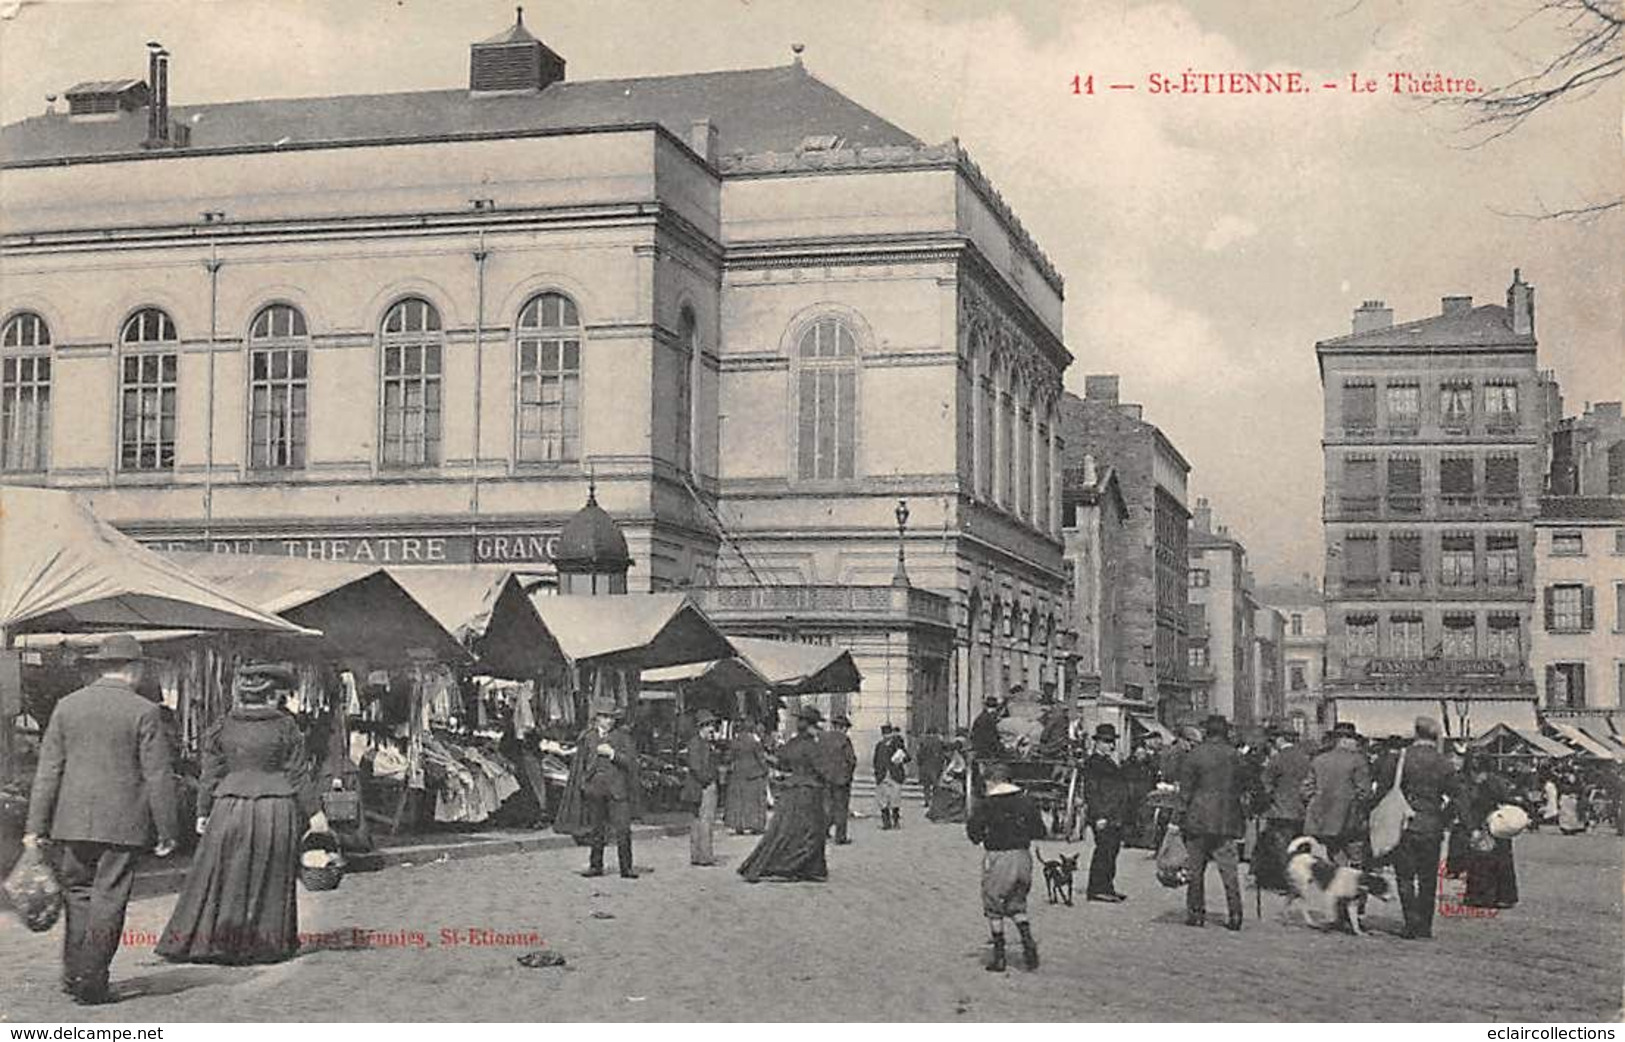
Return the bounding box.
[683,710,721,866]
[23,634,179,1005]
[1302,720,1373,910]
[823,714,858,845]
[1376,716,1461,939]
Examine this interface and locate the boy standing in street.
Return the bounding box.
[966,761,1047,971]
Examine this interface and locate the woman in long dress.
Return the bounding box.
[1456,757,1519,909]
[158,664,328,964]
[927,739,969,823]
[739,707,833,882]
[724,721,770,835]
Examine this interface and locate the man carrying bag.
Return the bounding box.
[1374,717,1459,940]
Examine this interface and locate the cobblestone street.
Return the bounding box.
[3,814,1620,1022]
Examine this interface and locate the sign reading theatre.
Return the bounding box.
[141,532,559,566]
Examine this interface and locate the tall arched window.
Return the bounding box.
[380,298,443,467]
[119,307,178,471]
[1036,404,1053,532]
[1,311,51,472]
[795,316,857,481]
[1018,394,1034,522]
[1001,372,1017,507]
[675,307,696,473]
[248,304,309,469]
[977,346,995,500]
[516,292,581,463]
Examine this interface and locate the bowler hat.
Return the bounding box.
[1202,713,1230,734]
[86,633,144,663]
[592,701,623,721]
[236,663,297,697]
[692,709,717,727]
[1093,723,1119,742]
[796,705,824,725]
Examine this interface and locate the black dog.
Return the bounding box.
[1035,847,1078,907]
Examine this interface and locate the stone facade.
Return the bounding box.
[1532,497,1625,713]
[1256,578,1329,736]
[1060,456,1128,697]
[1188,498,1256,725]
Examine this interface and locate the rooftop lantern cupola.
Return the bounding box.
[554,480,632,595]
[470,6,565,94]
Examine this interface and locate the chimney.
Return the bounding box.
[1084,374,1120,404]
[146,42,161,143]
[1193,497,1212,535]
[1441,295,1473,317]
[689,119,718,165]
[156,50,170,144]
[1507,268,1535,336]
[1352,300,1393,335]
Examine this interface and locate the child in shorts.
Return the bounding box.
[965,761,1048,971]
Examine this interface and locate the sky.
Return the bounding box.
[2,0,1620,583]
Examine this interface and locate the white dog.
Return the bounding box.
[1283,836,1390,935]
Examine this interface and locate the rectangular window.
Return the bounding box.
[518,337,580,464]
[1439,456,1475,501]
[797,367,856,480]
[1387,456,1422,513]
[1546,663,1587,710]
[1289,663,1307,691]
[1342,383,1376,429]
[1389,614,1425,658]
[1442,614,1477,658]
[1485,534,1520,586]
[1440,383,1473,427]
[1388,532,1422,588]
[1189,568,1210,588]
[1189,645,1209,669]
[1616,528,1625,555]
[1610,444,1624,495]
[1290,613,1303,636]
[1386,383,1420,427]
[674,352,692,473]
[1344,535,1379,586]
[1484,383,1518,424]
[0,354,50,472]
[1616,582,1625,633]
[119,352,177,471]
[1440,534,1476,587]
[1345,614,1379,658]
[1551,530,1585,556]
[1485,455,1519,501]
[248,347,308,469]
[381,343,442,467]
[1343,456,1379,513]
[1545,584,1592,632]
[1487,614,1521,660]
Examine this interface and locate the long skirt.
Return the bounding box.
[1464,838,1518,908]
[927,781,966,823]
[724,772,768,833]
[157,794,301,965]
[738,784,827,882]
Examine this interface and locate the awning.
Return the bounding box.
[1576,725,1625,761]
[1549,722,1622,761]
[164,553,466,665]
[1467,725,1575,759]
[529,593,734,670]
[0,487,307,637]
[727,636,862,694]
[390,567,564,678]
[1129,713,1174,743]
[643,657,771,693]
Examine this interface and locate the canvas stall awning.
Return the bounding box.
[643,656,771,694]
[727,636,862,694]
[1331,696,1538,739]
[1468,724,1574,759]
[0,487,306,637]
[165,553,466,665]
[529,593,734,671]
[1548,722,1622,762]
[390,567,564,678]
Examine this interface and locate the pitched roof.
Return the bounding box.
[1538,495,1625,521]
[1,63,922,167]
[1317,304,1534,350]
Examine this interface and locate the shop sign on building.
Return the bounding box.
[1363,658,1507,679]
[139,532,559,565]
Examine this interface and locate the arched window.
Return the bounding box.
[1036,402,1052,532]
[1001,372,1017,507]
[248,304,309,469]
[516,292,581,463]
[977,344,995,500]
[795,316,857,481]
[1018,395,1034,522]
[380,298,442,467]
[1,311,51,472]
[119,307,178,471]
[675,307,696,473]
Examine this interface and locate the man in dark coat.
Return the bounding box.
[823,714,859,844]
[1177,714,1246,930]
[1255,725,1313,891]
[1377,717,1461,940]
[1303,721,1373,873]
[683,710,720,867]
[23,634,179,1005]
[1082,723,1130,901]
[580,705,640,879]
[915,728,946,809]
[873,725,911,829]
[969,694,1007,807]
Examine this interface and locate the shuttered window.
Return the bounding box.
[1441,533,1476,586]
[1342,383,1376,428]
[1345,534,1379,584]
[1545,584,1592,632]
[1440,456,1475,495]
[1442,613,1477,658]
[1485,455,1519,497]
[1389,533,1422,586]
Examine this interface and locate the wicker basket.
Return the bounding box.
[298,831,345,892]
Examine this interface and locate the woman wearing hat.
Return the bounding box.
[738,705,836,882]
[1452,754,1520,909]
[724,719,771,835]
[158,664,327,964]
[927,732,971,824]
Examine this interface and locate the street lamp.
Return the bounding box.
[891,498,911,587]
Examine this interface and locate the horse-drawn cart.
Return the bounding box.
[1004,755,1084,840]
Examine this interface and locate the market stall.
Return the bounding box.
[1469,723,1578,774]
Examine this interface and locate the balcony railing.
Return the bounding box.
[1387,494,1423,514]
[692,584,954,626]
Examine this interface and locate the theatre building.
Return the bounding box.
[0,15,1070,742]
[1315,274,1558,737]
